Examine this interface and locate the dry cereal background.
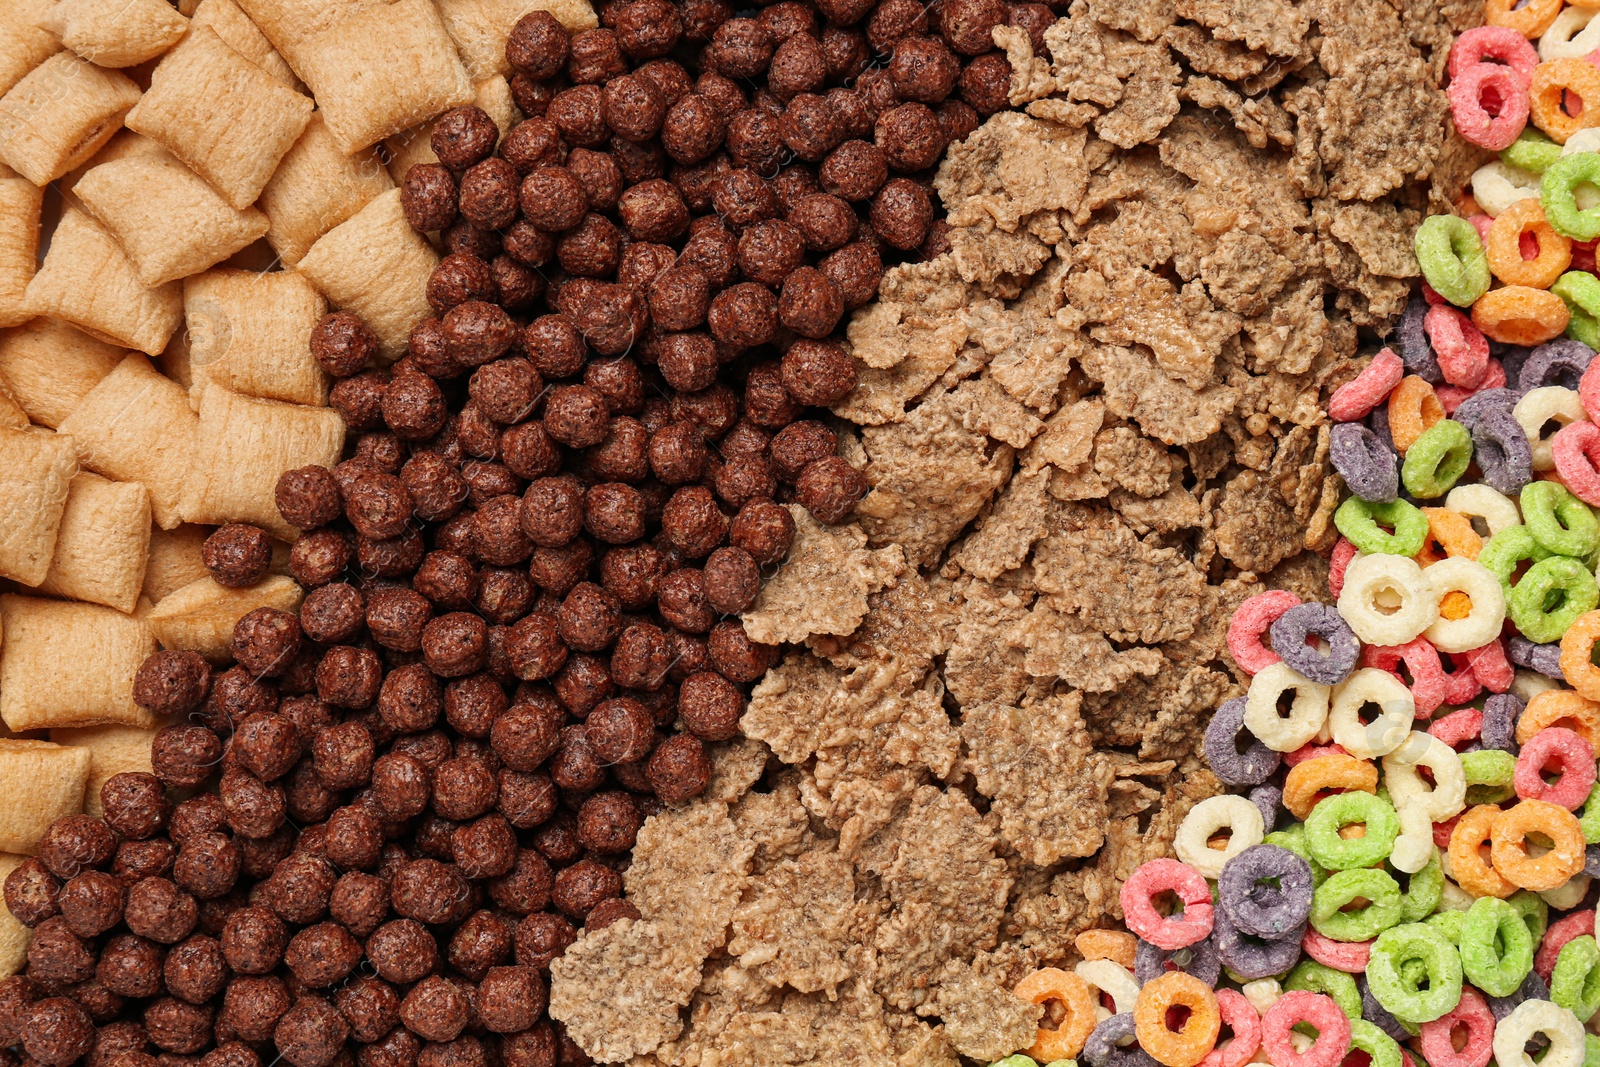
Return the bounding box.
[546,0,1489,1061]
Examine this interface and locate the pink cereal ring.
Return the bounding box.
[1537,908,1596,982]
[1442,651,1484,707]
[1425,306,1492,389]
[1437,384,1475,415]
[1199,989,1261,1067]
[1514,725,1597,809]
[1301,928,1372,973]
[1481,358,1508,390]
[1449,61,1531,151]
[1226,590,1301,675]
[1423,282,1448,307]
[1448,26,1539,83]
[1469,214,1495,244]
[1419,986,1495,1067]
[1433,814,1463,850]
[1283,744,1350,768]
[1362,638,1451,719]
[1329,347,1405,422]
[1119,858,1215,950]
[1464,638,1514,693]
[1429,707,1484,750]
[1552,420,1600,506]
[1329,538,1358,598]
[1260,992,1351,1067]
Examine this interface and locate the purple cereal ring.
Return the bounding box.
[1396,292,1444,384]
[1218,844,1314,939]
[1452,387,1519,431]
[1205,697,1282,787]
[1250,784,1282,833]
[1470,410,1535,496]
[1499,344,1534,387]
[1331,422,1399,503]
[1270,602,1361,686]
[1212,907,1305,981]
[1360,975,1412,1040]
[1369,403,1395,453]
[1586,844,1600,878]
[1488,969,1551,1023]
[1509,635,1564,678]
[1134,935,1222,986]
[1519,339,1595,393]
[1082,1014,1159,1067]
[1482,692,1523,754]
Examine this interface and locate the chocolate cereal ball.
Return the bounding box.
[506,12,570,79]
[25,997,94,1067]
[274,996,348,1067]
[133,650,211,718]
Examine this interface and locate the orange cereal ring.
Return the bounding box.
[1487,0,1563,37]
[1472,285,1573,345]
[1388,375,1446,454]
[1450,803,1517,899]
[1016,967,1099,1062]
[1561,611,1600,702]
[1075,929,1137,969]
[1530,57,1600,143]
[1282,753,1379,821]
[1416,507,1484,565]
[1486,200,1573,289]
[1517,688,1600,746]
[1490,798,1587,890]
[1134,972,1222,1067]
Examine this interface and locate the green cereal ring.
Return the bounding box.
[1522,480,1600,558]
[1553,271,1600,351]
[1307,792,1400,870]
[1286,959,1361,1019]
[1588,1033,1600,1067]
[1555,935,1600,1022]
[1347,1020,1403,1067]
[1479,525,1555,599]
[1402,419,1473,499]
[1544,153,1600,241]
[1579,783,1600,845]
[1509,555,1600,643]
[1460,896,1535,998]
[1413,214,1492,307]
[1505,128,1564,173]
[1311,868,1403,942]
[1427,909,1466,943]
[1334,496,1429,557]
[1462,749,1518,806]
[1396,850,1444,924]
[1509,890,1550,946]
[1368,922,1465,1024]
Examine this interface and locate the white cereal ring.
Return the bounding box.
[1173,794,1265,879]
[1328,668,1415,759]
[1243,662,1332,753]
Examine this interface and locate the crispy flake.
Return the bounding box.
[625,801,755,956]
[547,918,703,1063]
[741,506,906,646]
[729,845,859,994]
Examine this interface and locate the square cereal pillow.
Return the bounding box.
[143,524,212,603]
[148,574,304,662]
[43,0,190,67]
[231,0,370,77]
[75,151,270,288]
[0,53,141,185]
[259,112,393,267]
[0,852,32,976]
[436,0,596,80]
[190,0,298,87]
[386,74,515,182]
[0,595,159,732]
[0,167,40,327]
[126,24,313,210]
[48,724,163,818]
[0,426,77,586]
[35,472,152,613]
[24,207,183,356]
[297,188,437,360]
[183,385,344,539]
[0,741,91,855]
[0,317,126,428]
[0,0,62,98]
[57,352,199,528]
[186,268,330,406]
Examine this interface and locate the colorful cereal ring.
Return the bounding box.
[1329,347,1405,423]
[1473,285,1572,346]
[1485,198,1573,287]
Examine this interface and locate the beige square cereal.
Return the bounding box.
[0,53,142,185]
[0,176,41,328]
[57,352,199,528]
[143,524,211,603]
[297,188,437,360]
[24,207,183,356]
[44,0,190,68]
[0,853,31,976]
[75,152,271,288]
[436,0,596,80]
[231,0,378,76]
[190,0,298,87]
[48,724,161,816]
[0,595,158,732]
[0,741,91,854]
[183,385,344,539]
[387,75,515,182]
[0,378,25,429]
[185,268,329,406]
[148,574,302,662]
[59,127,167,194]
[0,318,126,428]
[258,113,393,267]
[293,0,475,153]
[158,324,196,394]
[0,0,61,98]
[36,472,152,613]
[126,24,313,210]
[0,427,77,586]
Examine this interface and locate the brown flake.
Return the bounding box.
[1011,599,1164,691]
[1093,426,1180,497]
[624,800,756,956]
[547,918,703,1063]
[1175,0,1311,56]
[921,953,1043,1061]
[1070,268,1239,388]
[952,467,1059,580]
[809,570,964,675]
[1163,24,1275,80]
[1088,0,1177,41]
[703,736,772,804]
[934,112,1093,231]
[741,505,906,646]
[1212,467,1306,573]
[729,845,859,995]
[1094,38,1182,148]
[944,577,1036,708]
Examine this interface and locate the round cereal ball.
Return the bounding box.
[738,219,805,286]
[133,649,211,717]
[819,140,888,201]
[27,917,96,985]
[164,934,228,1004]
[432,107,499,170]
[519,167,589,234]
[289,528,353,587]
[778,268,844,339]
[615,0,683,57]
[576,793,641,855]
[400,976,469,1043]
[274,996,349,1067]
[703,546,762,616]
[819,240,884,309]
[544,385,611,449]
[789,193,857,253]
[779,93,840,161]
[506,11,570,78]
[705,18,774,77]
[275,465,343,532]
[513,913,576,972]
[646,734,713,802]
[311,312,381,378]
[221,905,288,975]
[602,73,666,143]
[959,51,1013,114]
[795,455,868,524]
[232,711,302,781]
[647,421,709,485]
[221,975,291,1042]
[428,252,497,312]
[476,967,545,1034]
[585,698,655,763]
[661,93,728,165]
[100,772,171,841]
[459,158,521,230]
[285,922,363,988]
[3,858,59,928]
[125,877,197,945]
[38,816,117,880]
[453,814,518,879]
[551,860,621,919]
[402,162,459,233]
[743,362,802,428]
[780,339,858,404]
[889,35,960,102]
[549,84,612,147]
[870,177,934,250]
[173,832,240,900]
[333,975,401,1043]
[768,33,827,99]
[367,918,439,984]
[391,860,473,926]
[56,870,123,939]
[487,847,554,914]
[24,997,94,1067]
[151,724,222,790]
[875,103,946,171]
